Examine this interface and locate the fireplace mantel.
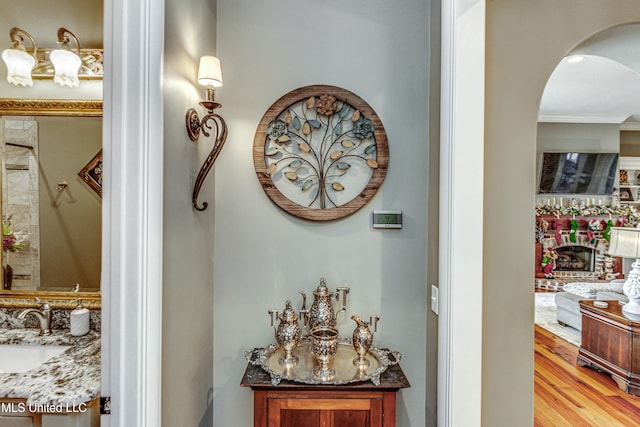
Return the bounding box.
[535,213,624,282]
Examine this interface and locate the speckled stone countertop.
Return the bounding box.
[0,328,100,408]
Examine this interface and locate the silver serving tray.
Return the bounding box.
[245,337,401,386]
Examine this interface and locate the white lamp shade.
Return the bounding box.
[197,56,223,87]
[1,48,36,87]
[50,49,81,88]
[608,227,640,259]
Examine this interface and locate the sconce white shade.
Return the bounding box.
[608,227,640,259]
[1,48,36,87]
[50,49,81,87]
[197,56,223,88]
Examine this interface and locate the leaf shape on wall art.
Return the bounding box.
[265,147,278,156]
[330,150,343,160]
[293,116,301,130]
[308,119,322,129]
[302,122,311,135]
[352,110,361,121]
[332,182,345,191]
[302,179,313,191]
[335,102,343,113]
[277,135,291,143]
[341,139,354,148]
[266,163,277,175]
[283,110,292,124]
[285,171,298,181]
[306,96,315,109]
[299,142,311,153]
[339,105,350,118]
[289,159,303,168]
[335,122,343,135]
[336,162,350,170]
[367,158,379,169]
[364,144,376,154]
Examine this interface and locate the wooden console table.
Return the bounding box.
[240,358,410,427]
[578,300,640,395]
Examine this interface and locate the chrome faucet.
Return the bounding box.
[17,299,52,336]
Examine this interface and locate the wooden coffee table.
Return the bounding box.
[578,300,640,395]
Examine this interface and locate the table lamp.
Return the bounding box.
[608,227,640,315]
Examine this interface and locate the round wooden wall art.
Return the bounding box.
[253,85,389,221]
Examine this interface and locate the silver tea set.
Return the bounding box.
[268,278,380,380]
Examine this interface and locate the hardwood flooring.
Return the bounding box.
[535,325,640,426]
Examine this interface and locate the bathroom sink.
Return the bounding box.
[0,344,71,374]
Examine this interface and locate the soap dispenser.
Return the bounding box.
[70,298,90,336]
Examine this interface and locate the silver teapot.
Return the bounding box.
[351,314,380,368]
[300,278,350,331]
[268,300,302,365]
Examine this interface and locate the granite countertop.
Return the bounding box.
[0,328,100,408]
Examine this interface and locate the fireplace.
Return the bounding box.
[534,214,624,282]
[554,246,595,272]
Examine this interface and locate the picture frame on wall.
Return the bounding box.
[78,149,103,197]
[619,186,632,201]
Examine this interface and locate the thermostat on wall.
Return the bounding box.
[372,210,403,229]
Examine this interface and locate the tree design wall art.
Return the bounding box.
[253,85,389,221]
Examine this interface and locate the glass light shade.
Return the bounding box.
[1,48,36,87]
[608,228,640,259]
[197,56,223,87]
[50,49,81,88]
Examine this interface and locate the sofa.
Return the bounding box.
[555,280,627,331]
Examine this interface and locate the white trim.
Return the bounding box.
[538,114,630,124]
[439,1,485,426]
[102,0,164,425]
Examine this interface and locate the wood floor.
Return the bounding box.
[535,325,640,426]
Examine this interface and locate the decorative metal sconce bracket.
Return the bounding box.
[185,101,228,211]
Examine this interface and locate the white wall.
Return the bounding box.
[537,122,621,153]
[484,2,640,425]
[215,0,430,426]
[162,0,216,425]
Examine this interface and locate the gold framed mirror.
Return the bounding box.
[0,98,102,306]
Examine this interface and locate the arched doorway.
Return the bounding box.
[533,22,640,421]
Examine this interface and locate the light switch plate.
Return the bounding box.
[431,285,439,314]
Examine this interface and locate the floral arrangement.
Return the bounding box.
[2,216,26,253]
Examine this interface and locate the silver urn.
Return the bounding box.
[269,300,302,365]
[300,278,350,331]
[310,326,339,380]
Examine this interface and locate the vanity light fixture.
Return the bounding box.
[185,55,229,211]
[50,28,83,87]
[1,28,37,86]
[1,27,103,87]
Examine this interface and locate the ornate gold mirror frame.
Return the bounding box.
[0,98,102,308]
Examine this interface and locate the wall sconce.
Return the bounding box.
[185,55,228,211]
[1,27,103,87]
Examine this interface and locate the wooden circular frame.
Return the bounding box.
[253,85,389,221]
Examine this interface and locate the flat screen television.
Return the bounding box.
[537,152,618,195]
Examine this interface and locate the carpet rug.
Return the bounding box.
[535,293,581,347]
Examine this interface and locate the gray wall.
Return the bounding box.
[162,0,217,425]
[214,0,431,425]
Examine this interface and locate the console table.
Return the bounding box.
[578,300,640,395]
[240,359,410,427]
